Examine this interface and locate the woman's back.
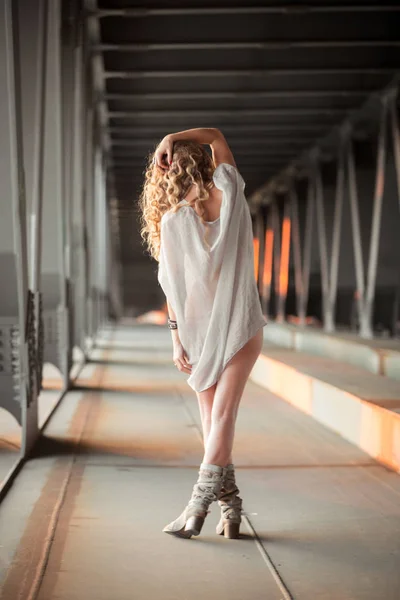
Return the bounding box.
[158,162,266,393]
[183,180,223,223]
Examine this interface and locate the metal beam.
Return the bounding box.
[88,6,400,18]
[0,0,32,446]
[290,185,304,323]
[328,137,345,330]
[29,0,48,295]
[110,137,313,147]
[362,97,389,338]
[248,76,400,207]
[85,0,110,154]
[107,124,331,135]
[111,155,294,163]
[271,202,282,320]
[110,156,288,166]
[347,136,366,330]
[104,68,396,79]
[390,90,400,212]
[261,207,274,316]
[314,160,331,330]
[104,90,368,101]
[110,158,288,165]
[109,137,321,147]
[107,108,346,118]
[95,40,400,51]
[276,197,291,322]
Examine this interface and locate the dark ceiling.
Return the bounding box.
[85,1,400,311]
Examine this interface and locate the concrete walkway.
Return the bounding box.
[1,324,400,599]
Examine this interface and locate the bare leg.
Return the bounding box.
[195,383,215,448]
[202,328,263,466]
[196,382,235,464]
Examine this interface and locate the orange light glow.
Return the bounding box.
[262,228,274,293]
[279,217,291,297]
[136,310,167,325]
[253,237,260,281]
[253,352,400,474]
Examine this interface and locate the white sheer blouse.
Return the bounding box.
[157,162,267,392]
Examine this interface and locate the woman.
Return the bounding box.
[138,127,267,540]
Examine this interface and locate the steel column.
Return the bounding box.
[60,2,78,375]
[302,178,315,324]
[0,0,33,454]
[276,196,291,322]
[389,91,400,213]
[271,201,281,320]
[328,138,346,330]
[19,0,48,399]
[347,98,389,338]
[261,206,274,317]
[85,105,95,341]
[255,210,264,297]
[71,6,87,352]
[289,185,305,323]
[40,0,71,386]
[347,137,366,332]
[361,98,389,337]
[313,160,333,331]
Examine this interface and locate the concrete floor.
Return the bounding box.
[1,324,400,599]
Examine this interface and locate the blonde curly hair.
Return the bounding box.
[138,139,216,261]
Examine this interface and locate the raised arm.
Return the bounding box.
[154,128,237,170]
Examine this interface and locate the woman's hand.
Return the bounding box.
[172,339,192,374]
[154,135,174,170]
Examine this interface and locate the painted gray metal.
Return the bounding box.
[255,89,400,338]
[0,0,116,475]
[0,0,35,453]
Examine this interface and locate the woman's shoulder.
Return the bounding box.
[160,203,187,228]
[161,210,173,225]
[212,162,246,192]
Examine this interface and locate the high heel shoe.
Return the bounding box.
[163,462,227,538]
[216,463,243,539]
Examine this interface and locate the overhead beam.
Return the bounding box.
[95,40,400,52]
[106,124,334,136]
[107,108,346,118]
[109,154,302,162]
[111,157,293,164]
[88,6,400,18]
[110,148,326,158]
[109,137,314,147]
[103,90,368,101]
[111,158,295,166]
[110,160,295,168]
[103,68,396,79]
[248,75,400,205]
[109,137,319,147]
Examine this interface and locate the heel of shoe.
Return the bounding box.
[185,515,204,536]
[224,521,240,539]
[216,518,241,539]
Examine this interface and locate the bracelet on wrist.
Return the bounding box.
[168,317,177,329]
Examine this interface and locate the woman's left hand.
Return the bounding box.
[172,340,192,374]
[154,135,173,170]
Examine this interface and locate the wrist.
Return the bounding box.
[171,329,180,343]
